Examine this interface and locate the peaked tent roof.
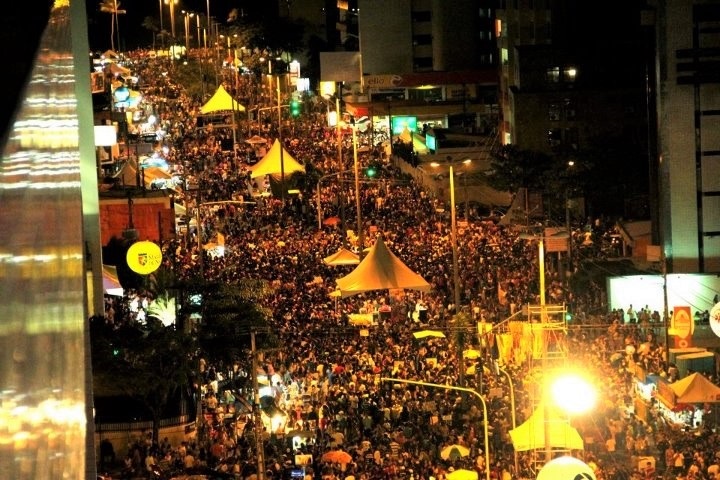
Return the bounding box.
[105,62,131,76]
[509,402,584,452]
[324,248,360,266]
[200,85,246,114]
[335,236,431,297]
[249,139,306,179]
[669,372,720,403]
[114,160,174,189]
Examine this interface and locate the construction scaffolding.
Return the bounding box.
[525,303,572,473]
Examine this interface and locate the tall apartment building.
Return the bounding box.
[357,0,497,74]
[496,0,719,272]
[324,1,500,133]
[495,1,652,219]
[496,1,647,152]
[650,0,720,273]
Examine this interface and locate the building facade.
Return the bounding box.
[652,0,720,273]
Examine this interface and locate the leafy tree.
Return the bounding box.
[223,15,305,76]
[141,16,160,50]
[171,61,207,101]
[573,134,648,218]
[197,280,277,368]
[146,293,177,327]
[90,316,195,443]
[99,0,126,52]
[486,145,555,194]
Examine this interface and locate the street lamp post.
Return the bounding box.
[449,163,460,312]
[431,158,471,314]
[276,76,285,205]
[164,0,177,40]
[352,125,363,256]
[182,11,194,52]
[158,0,164,35]
[497,366,519,475]
[196,14,202,49]
[206,0,211,49]
[381,378,490,480]
[316,172,340,230]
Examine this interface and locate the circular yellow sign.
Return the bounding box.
[126,241,162,275]
[710,302,720,338]
[673,308,692,339]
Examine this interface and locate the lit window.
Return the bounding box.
[547,67,560,83]
[564,66,578,82]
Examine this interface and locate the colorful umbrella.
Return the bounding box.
[245,134,267,145]
[440,444,470,460]
[322,450,353,464]
[323,216,341,226]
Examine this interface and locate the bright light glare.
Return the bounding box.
[550,374,596,415]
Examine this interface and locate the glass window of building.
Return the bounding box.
[549,102,561,121]
[547,128,561,148]
[563,98,576,120]
[563,66,578,83]
[547,66,560,83]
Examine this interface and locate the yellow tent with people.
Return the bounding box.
[335,236,431,297]
[509,402,584,451]
[200,85,246,114]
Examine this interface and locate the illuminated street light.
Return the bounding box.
[182,11,194,52]
[164,0,178,40]
[518,229,571,462]
[548,372,597,415]
[382,378,490,480]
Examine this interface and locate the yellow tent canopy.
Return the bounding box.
[335,236,431,297]
[249,139,306,179]
[669,372,720,404]
[200,85,246,114]
[509,402,584,452]
[323,248,360,266]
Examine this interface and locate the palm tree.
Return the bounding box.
[99,0,126,52]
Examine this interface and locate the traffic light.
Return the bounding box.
[290,99,301,117]
[365,165,377,178]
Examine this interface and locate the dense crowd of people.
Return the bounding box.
[101,52,720,480]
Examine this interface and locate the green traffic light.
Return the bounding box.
[365,166,377,177]
[290,100,300,117]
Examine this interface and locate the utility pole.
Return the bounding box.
[277,76,285,205]
[251,331,266,480]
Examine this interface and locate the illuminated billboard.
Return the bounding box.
[391,116,418,135]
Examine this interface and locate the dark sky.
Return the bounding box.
[85,0,248,52]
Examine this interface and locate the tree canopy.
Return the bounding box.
[196,280,277,368]
[90,316,195,442]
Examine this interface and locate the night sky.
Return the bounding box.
[85,0,261,52]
